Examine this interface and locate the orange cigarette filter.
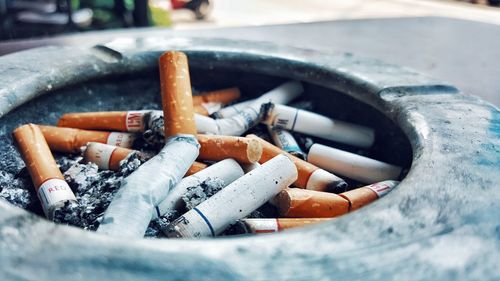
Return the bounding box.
[39,125,136,153]
[12,124,76,218]
[276,218,331,230]
[83,142,135,171]
[246,134,320,188]
[197,134,262,164]
[339,180,398,211]
[185,161,208,176]
[193,87,241,105]
[57,111,146,132]
[241,218,331,234]
[159,51,197,137]
[84,142,207,174]
[275,188,350,218]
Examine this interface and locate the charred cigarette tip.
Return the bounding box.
[327,181,349,194]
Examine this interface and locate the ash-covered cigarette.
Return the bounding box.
[51,152,145,230]
[211,81,303,119]
[181,177,226,210]
[164,154,298,238]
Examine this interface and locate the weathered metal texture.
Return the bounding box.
[0,37,498,280]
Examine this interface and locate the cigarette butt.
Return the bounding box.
[58,110,148,132]
[58,109,261,138]
[38,125,136,153]
[268,126,306,160]
[197,134,263,164]
[12,124,76,219]
[308,143,403,183]
[263,104,375,148]
[193,87,241,105]
[210,100,253,119]
[164,154,298,238]
[275,188,350,218]
[159,51,197,137]
[97,135,200,238]
[239,218,331,233]
[83,142,206,174]
[83,142,134,171]
[185,161,208,176]
[153,158,244,219]
[246,134,347,192]
[193,102,223,116]
[339,180,399,211]
[211,81,302,119]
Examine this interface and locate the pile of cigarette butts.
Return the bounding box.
[11,51,404,239]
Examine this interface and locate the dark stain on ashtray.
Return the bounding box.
[0,52,411,239]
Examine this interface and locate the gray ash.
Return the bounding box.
[52,153,145,230]
[0,170,33,209]
[182,178,225,210]
[142,111,165,149]
[145,211,178,238]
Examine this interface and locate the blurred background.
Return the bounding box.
[0,0,499,105]
[1,0,499,40]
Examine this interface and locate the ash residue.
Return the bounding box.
[182,178,225,210]
[142,111,165,149]
[145,211,178,238]
[52,153,145,230]
[0,170,33,209]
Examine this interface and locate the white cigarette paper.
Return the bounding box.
[308,143,402,183]
[268,126,306,159]
[38,179,77,220]
[212,81,303,119]
[145,109,265,137]
[211,100,253,119]
[106,132,136,148]
[164,154,298,238]
[97,136,200,238]
[152,159,244,220]
[200,102,223,115]
[83,142,120,170]
[240,218,279,233]
[264,104,375,148]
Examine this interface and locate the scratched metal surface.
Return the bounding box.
[0,38,498,280]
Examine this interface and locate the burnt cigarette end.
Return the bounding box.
[327,180,349,194]
[275,190,292,217]
[259,102,275,120]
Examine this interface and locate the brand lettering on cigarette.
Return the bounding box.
[276,118,289,127]
[115,134,124,146]
[368,182,393,197]
[47,185,69,193]
[127,112,143,129]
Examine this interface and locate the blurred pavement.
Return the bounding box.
[171,0,500,29]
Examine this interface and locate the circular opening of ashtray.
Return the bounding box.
[0,53,412,239]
